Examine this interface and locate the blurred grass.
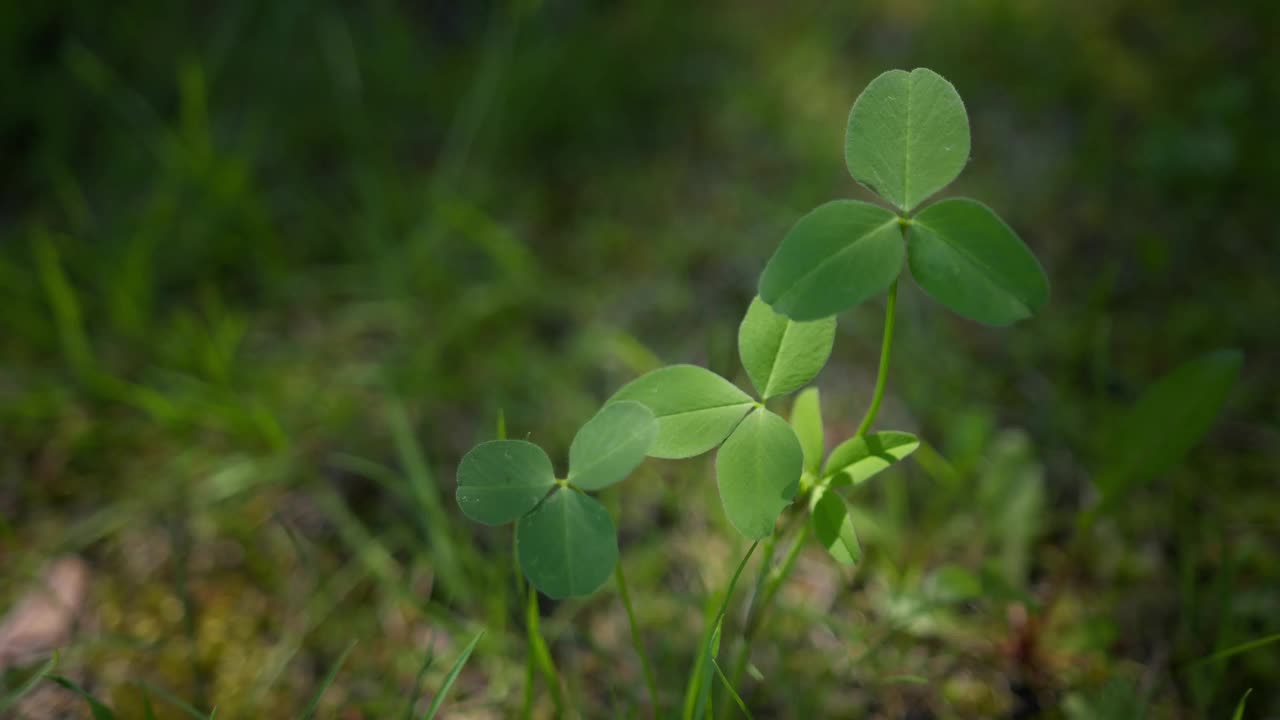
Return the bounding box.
[1,0,1278,717]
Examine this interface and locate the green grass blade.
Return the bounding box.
[141,688,158,720]
[1231,688,1252,720]
[0,655,57,715]
[685,541,759,720]
[300,640,357,719]
[711,658,753,720]
[48,674,116,720]
[1192,632,1280,667]
[525,586,566,716]
[615,561,660,715]
[422,629,485,720]
[135,680,211,719]
[388,402,469,601]
[404,628,438,720]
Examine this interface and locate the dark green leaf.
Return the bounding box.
[567,401,657,490]
[455,440,556,525]
[1097,349,1242,502]
[758,201,903,321]
[716,409,803,539]
[516,489,618,598]
[907,198,1048,326]
[845,68,970,213]
[608,364,754,459]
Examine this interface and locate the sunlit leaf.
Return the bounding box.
[738,296,836,400]
[789,387,824,476]
[1097,349,1243,503]
[845,68,970,213]
[758,200,903,321]
[824,431,920,488]
[516,489,618,598]
[810,487,861,565]
[608,364,754,459]
[567,401,657,490]
[907,199,1048,325]
[455,440,556,525]
[716,408,802,539]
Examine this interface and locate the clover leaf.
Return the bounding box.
[455,401,657,598]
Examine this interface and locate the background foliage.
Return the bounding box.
[2,0,1277,717]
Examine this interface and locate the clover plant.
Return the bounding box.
[455,66,1048,707]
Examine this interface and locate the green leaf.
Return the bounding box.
[567,401,657,490]
[134,681,211,720]
[608,364,755,459]
[715,408,803,539]
[301,641,356,719]
[738,296,836,400]
[1097,350,1243,503]
[422,630,485,720]
[824,431,919,488]
[1232,689,1252,720]
[810,487,861,565]
[1192,632,1280,668]
[907,198,1048,326]
[48,675,117,720]
[926,565,983,603]
[789,387,824,475]
[758,200,902,321]
[0,655,57,715]
[845,67,970,213]
[455,440,556,525]
[516,489,618,598]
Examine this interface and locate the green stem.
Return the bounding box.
[615,561,660,717]
[525,585,567,717]
[719,519,810,718]
[683,541,759,720]
[517,531,566,719]
[854,279,898,438]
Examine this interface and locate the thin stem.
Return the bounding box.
[683,541,760,720]
[525,585,567,717]
[615,561,660,717]
[855,279,898,438]
[517,531,566,719]
[719,519,810,718]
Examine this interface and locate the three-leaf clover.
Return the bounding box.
[759,67,1049,326]
[455,401,658,598]
[608,297,835,539]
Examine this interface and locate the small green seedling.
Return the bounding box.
[454,65,1049,713]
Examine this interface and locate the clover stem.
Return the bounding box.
[518,532,566,718]
[855,278,898,438]
[682,540,760,720]
[615,560,660,717]
[718,515,811,718]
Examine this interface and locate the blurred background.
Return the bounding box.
[2,1,1277,717]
